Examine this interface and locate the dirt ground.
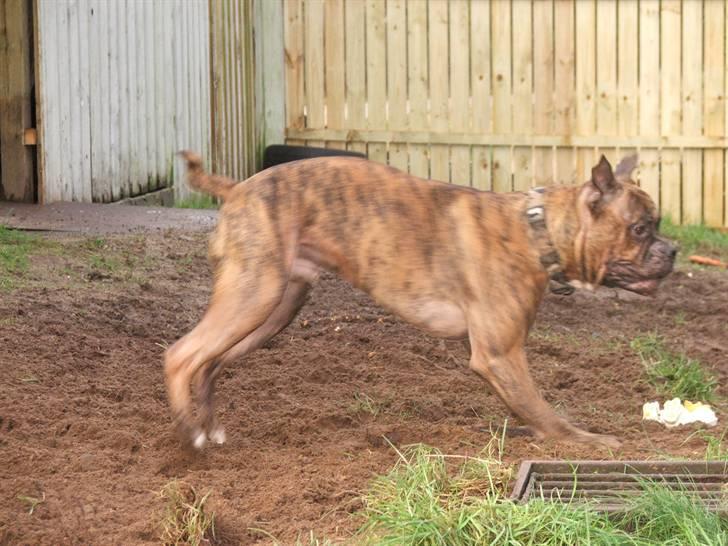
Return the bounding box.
[1,227,726,545]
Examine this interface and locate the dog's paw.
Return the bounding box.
[209,427,226,445]
[572,430,622,450]
[595,433,622,450]
[193,430,207,450]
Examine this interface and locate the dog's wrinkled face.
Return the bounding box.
[580,155,677,296]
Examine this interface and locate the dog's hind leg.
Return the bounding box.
[194,278,312,446]
[468,334,621,450]
[164,262,288,448]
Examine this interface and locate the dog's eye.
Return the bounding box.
[632,224,647,237]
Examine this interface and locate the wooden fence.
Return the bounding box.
[209,0,258,183]
[282,0,728,227]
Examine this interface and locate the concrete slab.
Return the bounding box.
[0,201,218,234]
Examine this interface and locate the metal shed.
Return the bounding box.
[0,0,257,204]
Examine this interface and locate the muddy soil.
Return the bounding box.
[0,229,726,545]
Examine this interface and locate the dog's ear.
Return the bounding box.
[613,154,638,182]
[587,155,618,213]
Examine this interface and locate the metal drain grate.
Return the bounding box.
[510,460,728,514]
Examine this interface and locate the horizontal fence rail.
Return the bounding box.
[283,0,728,227]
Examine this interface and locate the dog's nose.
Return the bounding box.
[669,245,678,260]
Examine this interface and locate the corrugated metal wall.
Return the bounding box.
[35,0,210,203]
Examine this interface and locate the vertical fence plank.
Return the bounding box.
[575,0,596,182]
[470,0,491,190]
[704,0,725,227]
[152,0,165,183]
[38,1,60,201]
[143,2,156,189]
[595,0,617,165]
[68,2,84,201]
[682,0,702,224]
[227,1,239,178]
[428,0,449,182]
[553,0,575,183]
[304,0,324,148]
[210,0,225,172]
[366,0,387,164]
[470,2,492,190]
[244,0,256,175]
[511,0,532,191]
[449,0,470,186]
[344,0,366,155]
[0,0,35,201]
[324,0,345,150]
[117,0,131,192]
[407,0,429,178]
[89,1,106,200]
[617,0,638,157]
[137,2,151,195]
[491,0,512,192]
[639,0,660,203]
[284,0,304,145]
[660,0,682,222]
[533,0,553,187]
[386,0,408,171]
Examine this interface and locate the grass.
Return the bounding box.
[630,333,718,402]
[618,481,728,546]
[660,218,728,263]
[697,429,728,461]
[17,493,44,515]
[159,480,215,546]
[355,443,727,546]
[349,392,391,418]
[0,226,43,289]
[175,194,219,209]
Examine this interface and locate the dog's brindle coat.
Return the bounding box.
[166,153,676,450]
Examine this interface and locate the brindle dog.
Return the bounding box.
[166,152,676,450]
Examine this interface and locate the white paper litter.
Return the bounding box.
[642,398,718,428]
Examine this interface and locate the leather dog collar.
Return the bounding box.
[525,188,575,296]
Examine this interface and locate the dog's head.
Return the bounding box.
[575,155,676,296]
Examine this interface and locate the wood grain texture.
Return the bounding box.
[491,0,512,192]
[533,0,554,187]
[0,0,35,201]
[470,0,491,190]
[278,0,728,224]
[428,0,449,182]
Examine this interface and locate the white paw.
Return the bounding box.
[209,427,226,445]
[193,430,207,449]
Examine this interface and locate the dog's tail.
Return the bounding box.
[179,150,236,200]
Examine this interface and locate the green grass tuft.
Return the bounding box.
[175,194,219,210]
[357,443,624,545]
[618,480,728,545]
[356,443,727,546]
[0,226,44,290]
[631,333,717,402]
[699,429,728,461]
[349,392,391,418]
[660,218,728,263]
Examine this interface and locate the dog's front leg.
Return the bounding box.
[468,336,620,449]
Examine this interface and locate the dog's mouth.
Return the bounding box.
[603,260,673,296]
[621,278,662,296]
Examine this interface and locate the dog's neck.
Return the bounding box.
[541,185,589,284]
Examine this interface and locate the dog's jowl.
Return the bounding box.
[165,152,675,450]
